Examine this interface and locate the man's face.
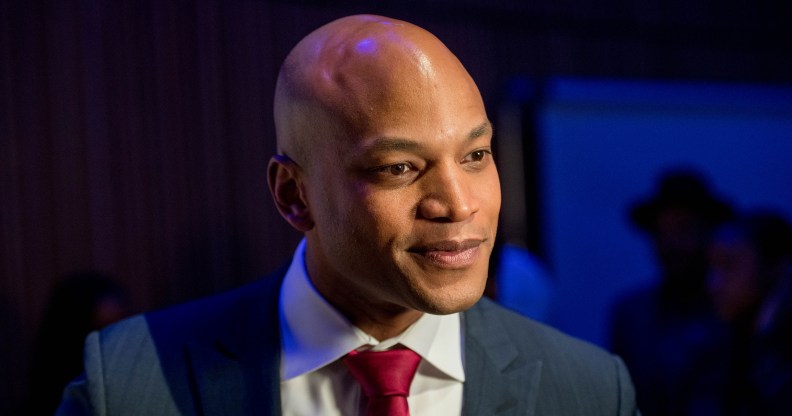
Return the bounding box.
[708,238,761,321]
[301,78,500,317]
[654,207,708,279]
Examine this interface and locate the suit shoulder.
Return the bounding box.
[99,270,284,348]
[466,299,638,414]
[468,298,624,374]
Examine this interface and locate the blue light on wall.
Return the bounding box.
[535,77,792,347]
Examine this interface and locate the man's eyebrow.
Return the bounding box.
[364,120,492,153]
[366,137,423,153]
[467,121,492,140]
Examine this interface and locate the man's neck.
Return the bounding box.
[314,283,424,341]
[347,308,424,341]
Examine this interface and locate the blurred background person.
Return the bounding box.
[682,211,792,415]
[25,271,131,416]
[610,169,733,415]
[708,211,792,329]
[751,262,792,415]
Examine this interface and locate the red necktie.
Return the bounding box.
[342,348,422,416]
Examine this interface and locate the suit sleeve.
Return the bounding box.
[55,331,106,416]
[614,355,641,416]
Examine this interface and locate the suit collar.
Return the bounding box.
[463,298,542,416]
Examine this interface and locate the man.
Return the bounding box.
[611,170,731,415]
[58,15,638,415]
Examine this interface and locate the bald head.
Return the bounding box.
[274,15,484,166]
[268,15,499,329]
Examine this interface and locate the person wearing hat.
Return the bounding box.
[610,169,733,416]
[689,211,792,415]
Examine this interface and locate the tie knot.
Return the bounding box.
[342,348,422,398]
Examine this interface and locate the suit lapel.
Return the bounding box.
[463,299,542,416]
[186,270,285,416]
[186,340,248,415]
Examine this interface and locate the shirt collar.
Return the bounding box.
[279,239,465,382]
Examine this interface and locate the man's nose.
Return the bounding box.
[417,163,478,222]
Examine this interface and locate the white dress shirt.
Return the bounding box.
[279,239,465,416]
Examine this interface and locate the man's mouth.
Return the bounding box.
[408,239,483,268]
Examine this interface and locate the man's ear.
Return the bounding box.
[267,155,314,232]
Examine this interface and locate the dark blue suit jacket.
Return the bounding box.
[57,269,639,415]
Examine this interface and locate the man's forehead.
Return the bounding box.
[305,15,426,62]
[288,17,462,93]
[309,23,439,98]
[275,15,486,163]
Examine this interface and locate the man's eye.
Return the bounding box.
[371,162,412,177]
[465,149,491,163]
[386,163,410,176]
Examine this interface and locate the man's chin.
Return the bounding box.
[409,287,485,315]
